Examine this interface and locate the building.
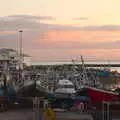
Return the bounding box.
[0,48,30,86]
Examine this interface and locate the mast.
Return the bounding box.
[81,55,89,85]
[72,58,78,88]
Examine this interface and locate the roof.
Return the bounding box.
[58,79,73,85]
[0,48,30,57]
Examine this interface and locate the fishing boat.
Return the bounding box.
[86,86,119,103]
[75,56,120,103]
[55,79,76,99]
[13,71,47,97]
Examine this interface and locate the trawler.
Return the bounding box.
[55,79,76,98]
[13,73,47,97]
[0,48,46,98]
[75,56,119,103]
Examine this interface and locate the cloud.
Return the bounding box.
[0,34,17,48]
[0,15,120,31]
[26,48,120,62]
[73,17,88,20]
[0,16,48,30]
[1,15,120,61]
[33,39,120,50]
[82,25,120,31]
[7,15,56,20]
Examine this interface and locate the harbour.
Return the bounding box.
[0,48,120,120]
[1,0,120,119]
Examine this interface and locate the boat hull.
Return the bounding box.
[86,87,119,103]
[15,80,46,97]
[55,92,74,99]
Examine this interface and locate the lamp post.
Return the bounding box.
[18,30,23,83]
[19,30,23,63]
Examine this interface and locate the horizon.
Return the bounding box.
[31,59,120,66]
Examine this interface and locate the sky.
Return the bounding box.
[0,0,120,62]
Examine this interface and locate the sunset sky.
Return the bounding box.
[1,0,120,62]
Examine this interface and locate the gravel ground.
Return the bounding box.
[0,109,35,120]
[0,108,93,120]
[55,111,93,120]
[1,109,120,120]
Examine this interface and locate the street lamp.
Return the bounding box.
[18,30,23,83]
[19,30,23,62]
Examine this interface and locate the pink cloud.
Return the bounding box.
[25,48,120,62]
[35,30,120,43]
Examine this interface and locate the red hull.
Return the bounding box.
[86,87,119,103]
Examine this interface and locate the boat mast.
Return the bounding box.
[81,56,89,85]
[72,58,79,88]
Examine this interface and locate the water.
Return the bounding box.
[32,60,120,65]
[31,60,120,72]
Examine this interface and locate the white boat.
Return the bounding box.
[55,79,76,98]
